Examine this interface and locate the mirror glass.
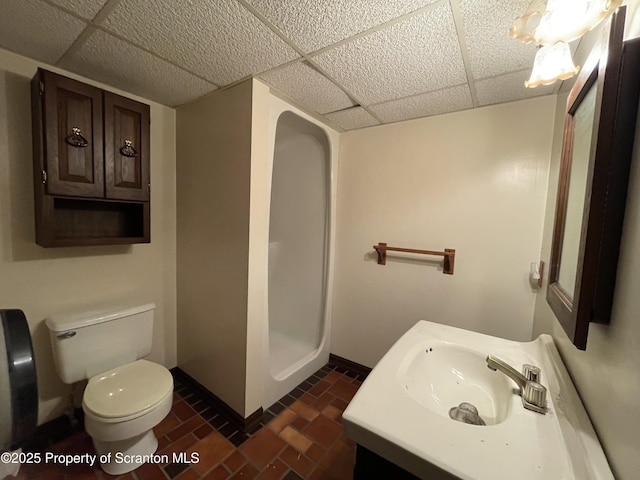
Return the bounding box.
[556,84,597,299]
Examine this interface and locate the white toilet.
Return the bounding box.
[46,303,173,475]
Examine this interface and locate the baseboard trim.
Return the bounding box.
[329,353,372,378]
[171,367,263,434]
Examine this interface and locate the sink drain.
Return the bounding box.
[449,402,486,426]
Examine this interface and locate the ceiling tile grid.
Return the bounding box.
[324,107,380,131]
[311,2,468,106]
[0,0,87,64]
[458,0,538,80]
[259,62,356,114]
[0,0,560,129]
[100,0,299,86]
[46,0,108,20]
[245,0,441,53]
[370,84,473,123]
[59,29,216,106]
[475,70,555,107]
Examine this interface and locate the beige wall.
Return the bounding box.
[176,80,254,416]
[331,96,556,368]
[0,48,177,425]
[531,6,640,479]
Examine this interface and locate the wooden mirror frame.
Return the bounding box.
[547,7,640,349]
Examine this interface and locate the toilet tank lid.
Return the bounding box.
[46,303,156,332]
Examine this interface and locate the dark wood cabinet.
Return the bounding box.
[31,69,150,247]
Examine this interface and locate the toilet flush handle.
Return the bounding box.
[57,331,76,340]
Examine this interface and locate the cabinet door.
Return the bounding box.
[104,92,150,201]
[42,70,104,197]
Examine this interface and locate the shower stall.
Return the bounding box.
[176,80,338,421]
[262,96,338,409]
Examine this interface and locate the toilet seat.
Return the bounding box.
[83,359,172,421]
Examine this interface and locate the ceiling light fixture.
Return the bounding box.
[511,0,622,88]
[525,42,580,88]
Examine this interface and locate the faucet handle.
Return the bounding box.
[523,364,541,383]
[523,381,547,413]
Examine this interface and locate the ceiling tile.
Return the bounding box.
[246,0,439,53]
[48,0,107,20]
[475,70,555,107]
[312,2,467,105]
[324,107,380,131]
[0,0,86,64]
[370,85,473,123]
[459,0,537,80]
[59,29,216,106]
[260,62,356,114]
[100,0,299,86]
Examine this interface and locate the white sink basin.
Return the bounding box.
[399,344,513,425]
[343,321,614,480]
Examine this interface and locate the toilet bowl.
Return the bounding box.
[46,304,173,474]
[83,360,173,474]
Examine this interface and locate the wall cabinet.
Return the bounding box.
[31,69,150,247]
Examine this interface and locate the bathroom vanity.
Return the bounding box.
[343,321,614,480]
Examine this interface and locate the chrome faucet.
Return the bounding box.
[486,355,547,414]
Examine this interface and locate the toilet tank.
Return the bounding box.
[46,303,156,384]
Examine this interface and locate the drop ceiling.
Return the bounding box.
[0,0,562,130]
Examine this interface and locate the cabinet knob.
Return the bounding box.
[65,127,88,148]
[120,139,138,157]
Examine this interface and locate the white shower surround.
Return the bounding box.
[260,94,339,410]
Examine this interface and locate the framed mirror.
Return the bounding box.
[547,7,640,349]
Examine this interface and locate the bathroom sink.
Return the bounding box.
[399,344,513,425]
[343,321,614,480]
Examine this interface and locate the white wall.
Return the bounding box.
[176,80,254,417]
[331,96,557,368]
[0,48,177,424]
[531,5,640,479]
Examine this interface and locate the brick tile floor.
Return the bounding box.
[13,363,364,480]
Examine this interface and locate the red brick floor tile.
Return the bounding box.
[299,392,316,405]
[278,426,313,453]
[223,450,246,473]
[321,404,341,421]
[290,400,319,422]
[309,467,334,480]
[160,432,199,458]
[256,459,289,480]
[312,392,335,411]
[154,412,181,437]
[157,434,172,452]
[306,443,326,463]
[291,416,309,431]
[172,401,196,421]
[134,462,166,480]
[322,371,343,384]
[327,380,359,402]
[167,415,205,441]
[240,428,286,468]
[304,415,342,448]
[194,423,214,439]
[20,362,363,480]
[202,464,230,480]
[176,468,201,480]
[267,408,297,434]
[318,438,356,480]
[279,446,315,478]
[229,462,259,479]
[330,398,349,411]
[307,380,331,397]
[188,431,235,476]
